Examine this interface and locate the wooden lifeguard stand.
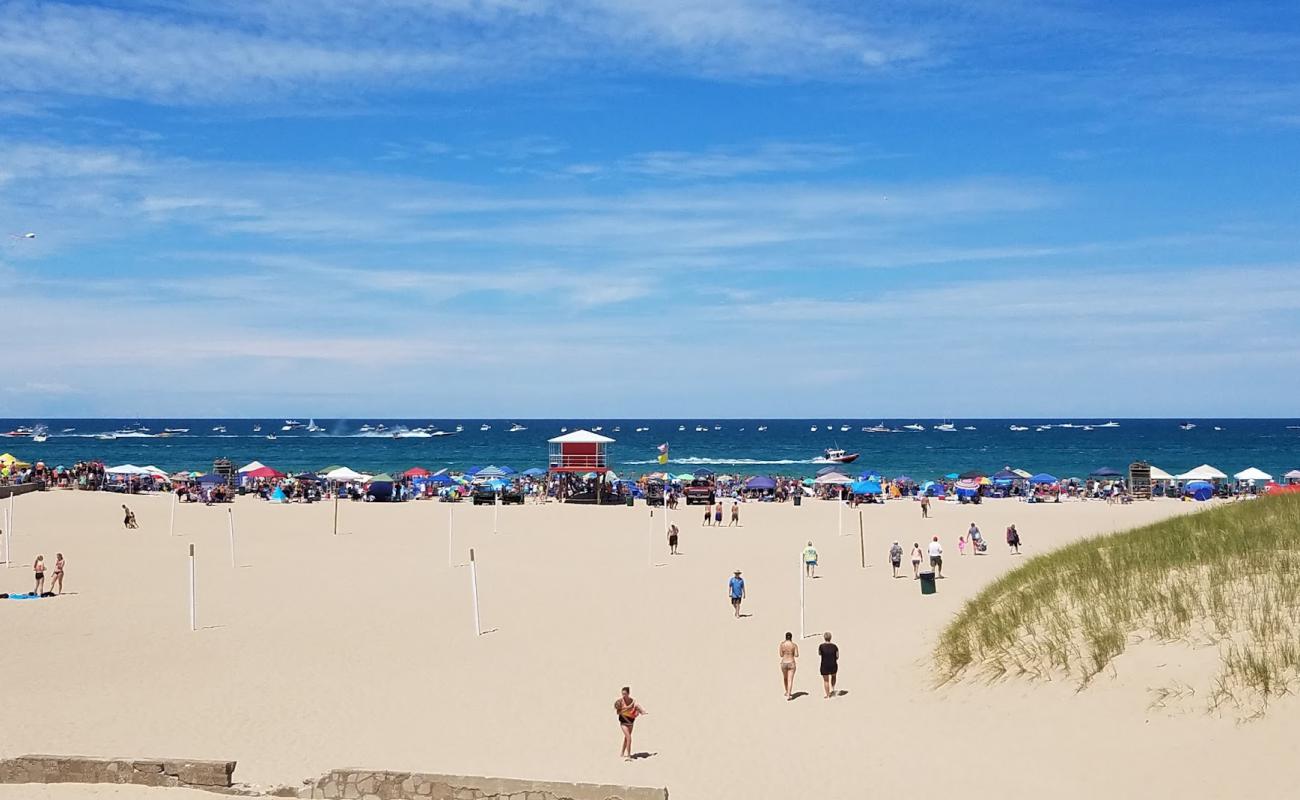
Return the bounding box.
[1129,461,1152,500]
[548,430,616,504]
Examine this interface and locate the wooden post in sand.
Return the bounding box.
[332,491,339,536]
[447,504,455,567]
[3,506,10,566]
[227,508,237,568]
[7,493,14,561]
[859,511,866,568]
[647,509,654,567]
[837,494,844,536]
[799,550,806,639]
[188,544,197,631]
[168,490,177,536]
[469,547,481,636]
[493,490,499,535]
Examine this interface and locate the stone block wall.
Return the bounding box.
[0,754,235,790]
[304,769,667,800]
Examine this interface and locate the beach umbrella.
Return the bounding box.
[486,478,509,489]
[955,478,980,490]
[674,473,694,481]
[991,469,1018,481]
[1011,468,1034,479]
[1089,466,1123,478]
[294,472,322,482]
[892,474,915,485]
[476,465,507,479]
[464,466,484,476]
[1184,480,1214,501]
[745,476,776,490]
[499,466,517,475]
[850,480,883,495]
[430,473,455,485]
[958,470,987,479]
[944,472,959,480]
[801,478,815,486]
[106,464,145,475]
[1029,473,1059,485]
[519,467,545,476]
[1286,469,1300,482]
[606,470,620,482]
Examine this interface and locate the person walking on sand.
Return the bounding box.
[958,535,966,556]
[50,553,64,595]
[729,501,740,527]
[1007,523,1021,554]
[728,570,746,618]
[889,541,903,577]
[614,687,647,760]
[779,632,799,699]
[33,554,45,596]
[928,536,944,578]
[714,502,723,526]
[910,542,923,578]
[818,632,840,698]
[920,494,930,519]
[668,523,680,555]
[802,541,819,578]
[121,504,137,529]
[703,504,711,527]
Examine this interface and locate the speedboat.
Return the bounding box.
[1009,425,1029,431]
[757,425,767,432]
[508,423,527,432]
[95,433,118,440]
[282,419,305,431]
[212,425,227,433]
[560,427,568,432]
[810,425,819,432]
[933,422,957,432]
[430,429,457,437]
[1098,421,1120,428]
[865,423,891,433]
[394,429,432,438]
[1081,425,1094,431]
[31,427,48,442]
[1180,422,1196,430]
[678,425,685,431]
[455,425,464,433]
[613,426,621,432]
[1213,426,1224,431]
[252,424,262,432]
[593,426,603,432]
[713,425,721,431]
[306,419,324,433]
[823,448,860,464]
[4,426,33,437]
[480,424,491,431]
[162,427,189,434]
[903,424,925,432]
[695,426,707,432]
[839,425,850,432]
[963,426,977,431]
[266,434,277,440]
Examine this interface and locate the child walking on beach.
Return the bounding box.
[910,543,923,578]
[958,536,966,556]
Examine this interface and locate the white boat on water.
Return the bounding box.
[509,423,527,432]
[394,430,432,438]
[1082,425,1094,431]
[933,422,957,432]
[1098,421,1120,428]
[455,425,464,433]
[903,424,925,432]
[678,425,686,431]
[963,425,977,431]
[212,425,227,433]
[430,429,457,437]
[865,423,891,433]
[810,425,819,432]
[1180,422,1196,430]
[480,424,491,431]
[757,425,768,432]
[95,433,118,440]
[162,427,189,434]
[282,419,305,431]
[32,430,48,442]
[839,425,850,432]
[305,419,324,433]
[695,426,707,432]
[1009,425,1029,431]
[252,424,262,433]
[266,434,277,440]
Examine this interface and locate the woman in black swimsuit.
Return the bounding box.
[614,686,647,760]
[818,632,840,698]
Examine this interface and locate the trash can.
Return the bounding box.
[793,493,802,507]
[919,571,937,595]
[626,494,635,507]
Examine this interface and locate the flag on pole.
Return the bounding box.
[657,443,669,464]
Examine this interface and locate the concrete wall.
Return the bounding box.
[0,482,43,500]
[0,754,235,790]
[304,769,667,800]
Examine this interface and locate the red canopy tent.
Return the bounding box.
[244,466,285,480]
[404,467,431,477]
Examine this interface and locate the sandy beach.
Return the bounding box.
[3,490,1297,799]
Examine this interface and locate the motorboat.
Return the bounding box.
[810,425,819,432]
[865,423,891,433]
[963,426,977,431]
[1098,421,1120,428]
[455,425,464,433]
[212,425,227,433]
[1180,422,1196,430]
[394,429,433,438]
[613,426,621,432]
[823,448,860,464]
[933,422,957,432]
[32,427,48,442]
[839,425,850,432]
[305,419,325,433]
[359,423,375,432]
[593,426,603,432]
[4,426,34,437]
[430,429,457,437]
[1009,425,1029,431]
[695,426,707,432]
[1081,425,1094,431]
[678,425,686,431]
[480,424,491,431]
[266,434,277,440]
[95,433,118,440]
[757,425,768,432]
[713,425,721,431]
[1213,426,1224,431]
[162,427,189,434]
[561,427,568,432]
[252,424,262,432]
[509,423,527,432]
[282,419,305,431]
[903,424,925,432]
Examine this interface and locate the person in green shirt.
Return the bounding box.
[803,541,819,578]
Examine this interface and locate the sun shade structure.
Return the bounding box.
[1177,464,1228,480]
[238,461,269,473]
[814,472,853,485]
[744,476,776,490]
[850,480,883,494]
[1029,473,1059,484]
[324,466,365,481]
[243,466,284,480]
[475,466,508,479]
[1148,466,1175,481]
[106,464,146,475]
[1233,467,1273,482]
[548,429,615,473]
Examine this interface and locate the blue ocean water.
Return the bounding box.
[3,418,1299,479]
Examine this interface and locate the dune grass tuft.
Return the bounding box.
[935,494,1300,714]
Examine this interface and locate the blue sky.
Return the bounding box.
[1,0,1297,417]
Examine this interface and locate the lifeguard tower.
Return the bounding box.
[548,429,616,503]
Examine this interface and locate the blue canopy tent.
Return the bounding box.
[692,468,715,478]
[429,473,455,486]
[745,476,777,490]
[521,467,546,477]
[464,466,483,477]
[499,466,517,475]
[293,472,322,482]
[857,470,881,481]
[1029,473,1059,485]
[476,466,507,480]
[1185,480,1214,501]
[850,480,883,495]
[921,480,944,496]
[196,473,227,486]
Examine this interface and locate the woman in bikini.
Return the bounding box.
[50,553,65,595]
[614,687,647,760]
[779,631,799,699]
[910,542,923,578]
[33,554,46,596]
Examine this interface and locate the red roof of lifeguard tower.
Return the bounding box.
[548,429,615,472]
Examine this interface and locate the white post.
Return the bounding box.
[7,493,14,559]
[648,509,654,567]
[227,508,237,568]
[168,491,177,536]
[799,550,806,639]
[188,543,197,631]
[3,506,9,566]
[469,547,481,636]
[838,492,844,536]
[493,491,499,535]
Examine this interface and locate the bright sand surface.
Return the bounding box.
[3,491,1299,799]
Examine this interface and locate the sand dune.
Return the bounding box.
[2,491,1294,799]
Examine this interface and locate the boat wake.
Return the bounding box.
[623,456,820,466]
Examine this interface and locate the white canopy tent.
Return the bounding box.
[324,466,366,481]
[140,465,169,477]
[1286,469,1300,483]
[1233,467,1273,482]
[814,472,854,485]
[1177,464,1228,481]
[105,464,146,475]
[1148,466,1176,481]
[238,460,268,473]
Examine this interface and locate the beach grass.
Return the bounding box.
[935,494,1300,713]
